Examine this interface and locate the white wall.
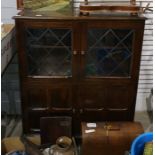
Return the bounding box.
[1,0,153,111]
[1,0,19,23]
[136,0,153,111]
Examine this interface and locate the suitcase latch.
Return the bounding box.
[104,124,120,136]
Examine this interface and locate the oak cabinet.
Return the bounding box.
[14,13,145,136]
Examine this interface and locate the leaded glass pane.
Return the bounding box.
[25,28,72,76]
[86,29,134,77]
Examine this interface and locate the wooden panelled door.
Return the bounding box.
[17,20,79,132]
[78,20,144,122]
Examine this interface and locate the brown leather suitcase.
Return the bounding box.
[82,122,144,155]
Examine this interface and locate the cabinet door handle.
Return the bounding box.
[108,108,128,111]
[30,107,49,111]
[81,51,85,55]
[73,51,77,55]
[30,128,40,132]
[52,108,72,111]
[85,108,104,111]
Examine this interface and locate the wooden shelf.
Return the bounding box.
[29,44,71,49]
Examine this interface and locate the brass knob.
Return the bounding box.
[73,51,77,55]
[81,51,85,55]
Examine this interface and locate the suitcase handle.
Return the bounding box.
[104,124,120,136]
[104,123,120,131]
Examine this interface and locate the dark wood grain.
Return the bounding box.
[40,117,72,145]
[13,10,146,20]
[80,3,141,15]
[14,15,145,136]
[82,122,144,155]
[17,0,23,9]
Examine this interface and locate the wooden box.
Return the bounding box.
[82,122,144,155]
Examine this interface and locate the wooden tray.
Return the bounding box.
[80,0,141,15]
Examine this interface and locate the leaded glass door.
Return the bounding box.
[25,27,73,78]
[78,22,138,121]
[85,28,134,77]
[19,22,77,133]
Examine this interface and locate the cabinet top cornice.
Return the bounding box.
[13,10,146,21]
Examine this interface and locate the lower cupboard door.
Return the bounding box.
[78,85,107,121]
[106,85,135,120]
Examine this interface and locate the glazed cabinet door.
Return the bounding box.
[19,21,75,78]
[16,20,79,133]
[80,21,145,79]
[78,20,144,120]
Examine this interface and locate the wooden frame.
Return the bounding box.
[14,16,145,135]
[17,0,23,9]
[17,0,136,10]
[16,0,73,12]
